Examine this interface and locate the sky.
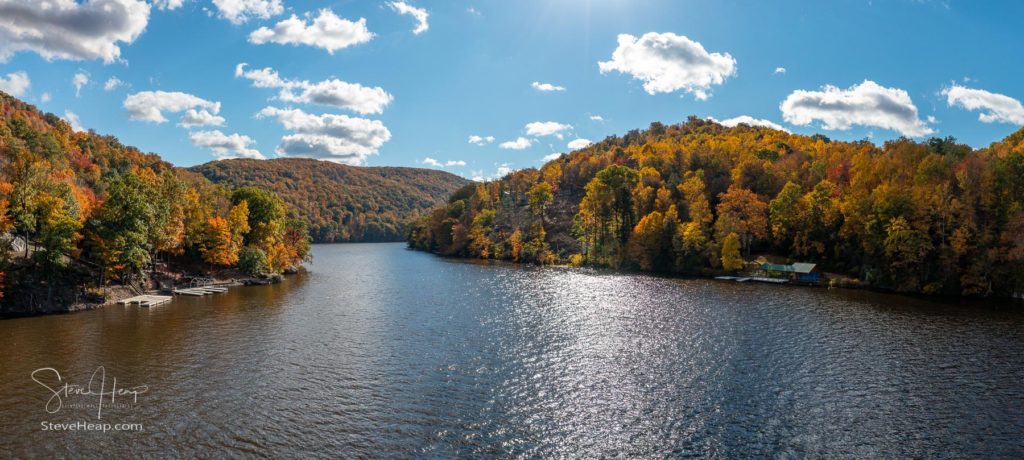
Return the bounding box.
[1,0,1023,180]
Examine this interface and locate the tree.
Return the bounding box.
[715,186,768,255]
[720,232,744,272]
[527,182,553,221]
[87,172,154,282]
[769,181,802,248]
[575,165,639,266]
[200,217,237,266]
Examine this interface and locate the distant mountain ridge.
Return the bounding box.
[191,158,470,243]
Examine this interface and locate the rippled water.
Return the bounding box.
[1,243,1022,457]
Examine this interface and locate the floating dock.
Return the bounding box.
[714,275,788,284]
[173,286,229,296]
[118,295,173,307]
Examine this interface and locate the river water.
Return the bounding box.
[1,243,1022,457]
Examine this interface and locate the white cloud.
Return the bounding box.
[780,80,934,137]
[531,81,565,92]
[388,2,429,35]
[0,71,30,97]
[123,90,221,123]
[190,130,264,159]
[542,153,562,162]
[499,137,533,150]
[598,32,737,100]
[468,135,495,145]
[63,110,84,132]
[775,67,786,75]
[212,0,282,24]
[466,7,481,16]
[0,0,150,64]
[249,9,373,54]
[525,121,572,138]
[73,71,89,97]
[257,107,391,165]
[104,77,124,91]
[589,115,604,122]
[153,0,184,10]
[422,157,464,168]
[179,109,226,128]
[495,163,514,177]
[567,138,593,150]
[713,115,790,133]
[40,92,51,103]
[942,84,1024,125]
[236,63,393,115]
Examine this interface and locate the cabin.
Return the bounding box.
[759,262,821,283]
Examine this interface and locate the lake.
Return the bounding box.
[1,243,1022,457]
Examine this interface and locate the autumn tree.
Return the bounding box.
[720,232,744,272]
[715,186,768,255]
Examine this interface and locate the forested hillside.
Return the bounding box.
[408,117,1024,298]
[191,158,469,243]
[0,91,309,315]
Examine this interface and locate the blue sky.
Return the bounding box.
[1,0,1023,179]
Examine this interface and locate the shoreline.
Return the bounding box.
[420,249,1024,306]
[0,273,294,320]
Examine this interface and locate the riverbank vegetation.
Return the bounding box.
[191,158,469,243]
[0,92,310,315]
[408,117,1024,298]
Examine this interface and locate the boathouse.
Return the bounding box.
[759,262,821,283]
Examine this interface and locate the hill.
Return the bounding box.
[408,117,1024,298]
[0,91,309,315]
[191,158,470,242]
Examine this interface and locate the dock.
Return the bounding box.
[118,295,172,307]
[173,286,229,296]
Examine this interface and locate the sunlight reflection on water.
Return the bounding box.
[1,243,1022,457]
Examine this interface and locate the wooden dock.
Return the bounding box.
[118,295,173,307]
[173,286,229,296]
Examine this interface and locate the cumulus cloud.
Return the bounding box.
[0,0,150,63]
[123,90,221,124]
[942,84,1024,126]
[0,71,30,97]
[525,121,572,138]
[388,2,428,35]
[236,64,392,115]
[468,135,495,145]
[212,0,282,24]
[775,67,786,75]
[598,32,736,100]
[499,137,533,150]
[712,115,790,133]
[63,110,84,132]
[542,153,563,162]
[257,107,391,164]
[104,76,124,91]
[40,92,51,103]
[567,138,593,150]
[422,157,465,168]
[249,9,373,54]
[179,109,226,128]
[589,115,604,122]
[73,71,89,97]
[495,163,514,177]
[531,81,565,92]
[190,130,264,159]
[780,80,934,137]
[153,0,184,10]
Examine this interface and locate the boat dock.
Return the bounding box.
[118,295,173,307]
[173,286,229,296]
[714,275,788,284]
